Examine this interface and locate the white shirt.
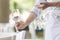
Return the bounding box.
[31,0,60,40]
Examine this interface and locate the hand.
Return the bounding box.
[35,2,49,10]
[15,21,26,30]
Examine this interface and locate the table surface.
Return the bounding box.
[0,32,16,38]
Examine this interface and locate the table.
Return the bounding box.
[0,32,16,40]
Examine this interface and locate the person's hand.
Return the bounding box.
[15,21,26,30]
[35,2,49,10]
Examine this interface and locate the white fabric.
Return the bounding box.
[45,10,60,40]
[31,7,42,16]
[45,0,60,40]
[31,0,60,40]
[16,31,26,40]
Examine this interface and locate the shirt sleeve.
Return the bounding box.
[31,7,41,16]
[31,0,46,16]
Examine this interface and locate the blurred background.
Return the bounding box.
[10,0,35,12]
[0,0,45,40]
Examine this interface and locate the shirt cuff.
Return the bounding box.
[31,7,41,16]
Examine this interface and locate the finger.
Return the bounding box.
[17,24,25,30]
[15,22,20,27]
[15,21,25,30]
[15,24,22,30]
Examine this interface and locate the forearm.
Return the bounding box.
[48,2,60,7]
[25,12,37,25]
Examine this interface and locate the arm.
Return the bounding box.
[24,2,60,28]
[24,0,44,27]
[36,2,60,10]
[15,12,37,30]
[48,2,60,7]
[15,0,43,29]
[24,12,37,26]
